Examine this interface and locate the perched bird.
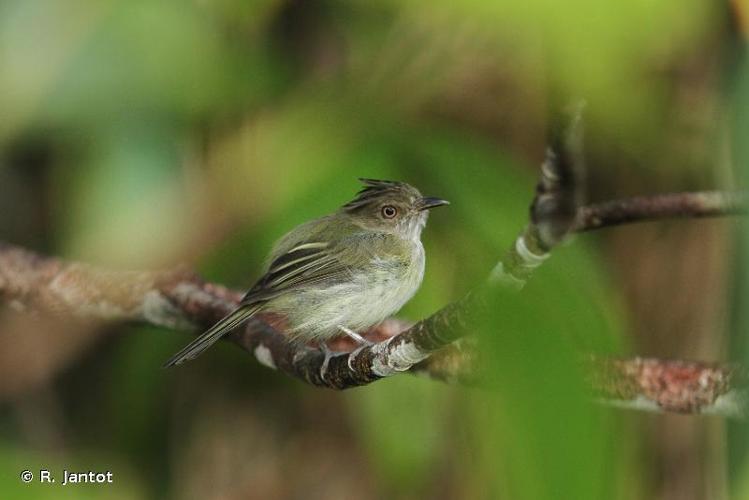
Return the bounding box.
[163,178,448,367]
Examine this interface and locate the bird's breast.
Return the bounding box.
[360,241,425,318]
[267,240,425,340]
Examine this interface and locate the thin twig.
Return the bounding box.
[574,191,748,232]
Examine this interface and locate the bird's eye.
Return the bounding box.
[381,205,397,219]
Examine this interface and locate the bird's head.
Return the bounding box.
[341,178,448,239]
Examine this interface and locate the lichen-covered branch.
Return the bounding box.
[490,190,748,291]
[588,356,747,418]
[489,104,748,291]
[1,240,745,416]
[1,109,747,409]
[1,176,747,414]
[0,242,240,329]
[0,241,474,389]
[490,102,586,288]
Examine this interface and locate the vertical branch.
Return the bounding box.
[490,101,586,288]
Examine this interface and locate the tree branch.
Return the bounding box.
[0,241,471,388]
[1,107,746,412]
[587,356,747,418]
[0,239,745,416]
[574,191,749,232]
[490,101,586,289]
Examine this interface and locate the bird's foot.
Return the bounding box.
[318,341,335,384]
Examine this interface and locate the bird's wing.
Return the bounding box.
[163,238,357,367]
[241,235,359,304]
[163,225,389,367]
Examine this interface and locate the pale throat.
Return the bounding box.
[400,212,429,242]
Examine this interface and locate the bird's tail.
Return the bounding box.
[162,303,263,367]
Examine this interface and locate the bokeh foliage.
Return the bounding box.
[0,0,740,498]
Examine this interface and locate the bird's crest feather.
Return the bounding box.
[343,178,413,211]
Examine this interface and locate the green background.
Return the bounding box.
[0,0,744,498]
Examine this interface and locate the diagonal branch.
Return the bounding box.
[0,232,746,415]
[0,108,747,410]
[0,181,746,396]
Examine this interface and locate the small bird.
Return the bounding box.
[163,178,448,367]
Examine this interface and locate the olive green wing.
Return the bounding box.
[241,232,363,303]
[162,242,352,368]
[163,220,370,368]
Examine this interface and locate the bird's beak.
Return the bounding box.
[417,197,450,211]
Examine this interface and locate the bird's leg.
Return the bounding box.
[337,325,374,346]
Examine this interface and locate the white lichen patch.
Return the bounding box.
[371,339,428,377]
[598,396,661,414]
[488,262,525,290]
[599,391,747,419]
[49,272,126,319]
[8,299,26,312]
[702,389,747,419]
[75,301,127,319]
[141,290,193,329]
[172,283,216,306]
[371,358,394,377]
[253,344,277,370]
[516,235,550,268]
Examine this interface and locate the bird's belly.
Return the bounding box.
[269,252,424,341]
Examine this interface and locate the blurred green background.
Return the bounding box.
[0,0,746,498]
